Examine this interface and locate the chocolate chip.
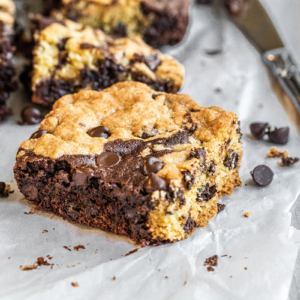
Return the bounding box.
[144,55,161,71]
[88,126,111,139]
[96,152,121,168]
[0,182,5,194]
[144,173,167,193]
[281,156,299,167]
[268,127,289,145]
[251,165,274,186]
[250,123,270,140]
[217,203,226,213]
[21,107,43,125]
[144,157,164,175]
[30,130,49,139]
[72,168,94,185]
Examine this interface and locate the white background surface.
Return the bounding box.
[0,1,300,299]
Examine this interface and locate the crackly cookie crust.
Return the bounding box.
[45,0,190,47]
[31,18,184,107]
[14,82,242,245]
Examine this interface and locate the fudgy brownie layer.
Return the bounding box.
[44,0,190,47]
[15,131,207,246]
[0,21,17,120]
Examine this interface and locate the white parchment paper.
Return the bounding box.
[0,1,300,299]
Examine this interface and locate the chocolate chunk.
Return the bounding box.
[72,167,94,185]
[250,165,273,186]
[184,217,196,234]
[144,173,167,193]
[197,184,217,201]
[88,126,111,138]
[217,203,226,213]
[30,130,49,139]
[144,157,164,175]
[96,152,121,168]
[0,182,5,194]
[281,156,299,167]
[268,127,289,145]
[21,107,43,125]
[189,147,206,163]
[224,151,239,170]
[250,122,270,140]
[144,55,161,71]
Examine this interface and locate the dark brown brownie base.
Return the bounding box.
[14,132,196,246]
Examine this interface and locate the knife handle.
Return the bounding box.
[263,48,300,113]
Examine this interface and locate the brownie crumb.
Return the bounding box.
[281,155,299,167]
[63,246,72,251]
[24,211,34,215]
[19,257,53,271]
[221,255,227,257]
[244,211,250,218]
[124,249,138,256]
[0,182,10,198]
[42,230,48,233]
[73,245,85,251]
[71,282,79,287]
[204,255,218,272]
[46,255,53,260]
[217,203,226,213]
[267,147,288,158]
[112,276,116,280]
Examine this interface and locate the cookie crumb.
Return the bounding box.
[281,155,299,167]
[165,276,168,279]
[74,245,85,251]
[183,281,187,285]
[267,147,288,158]
[8,257,11,259]
[42,230,48,233]
[204,255,218,272]
[124,249,138,256]
[71,282,79,287]
[19,257,53,271]
[112,276,116,280]
[244,267,248,270]
[244,211,250,218]
[63,246,71,251]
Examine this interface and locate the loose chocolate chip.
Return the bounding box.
[144,157,164,175]
[0,182,5,194]
[250,165,274,186]
[96,152,121,168]
[72,167,94,185]
[268,127,289,145]
[217,203,226,213]
[88,126,111,139]
[250,122,270,140]
[21,107,43,125]
[30,130,49,139]
[144,173,167,193]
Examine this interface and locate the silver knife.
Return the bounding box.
[232,0,300,114]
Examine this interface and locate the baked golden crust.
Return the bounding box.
[0,0,15,29]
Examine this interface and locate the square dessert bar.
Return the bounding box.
[45,0,190,47]
[0,0,17,120]
[14,82,242,246]
[31,17,184,107]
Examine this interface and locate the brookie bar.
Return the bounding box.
[31,17,184,107]
[14,82,242,246]
[0,0,17,121]
[45,0,190,47]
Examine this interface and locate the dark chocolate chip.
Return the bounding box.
[21,107,43,125]
[217,203,226,213]
[281,156,299,167]
[144,157,164,175]
[250,123,270,140]
[268,127,289,145]
[88,126,111,139]
[144,173,167,193]
[96,152,121,168]
[144,55,161,71]
[0,182,5,194]
[250,165,274,186]
[72,167,94,185]
[30,130,49,139]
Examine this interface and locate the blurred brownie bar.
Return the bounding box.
[14,82,242,246]
[0,0,17,120]
[45,0,190,47]
[30,17,184,107]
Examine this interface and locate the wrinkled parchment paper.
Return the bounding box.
[1,1,300,299]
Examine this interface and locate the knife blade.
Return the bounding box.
[231,0,300,114]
